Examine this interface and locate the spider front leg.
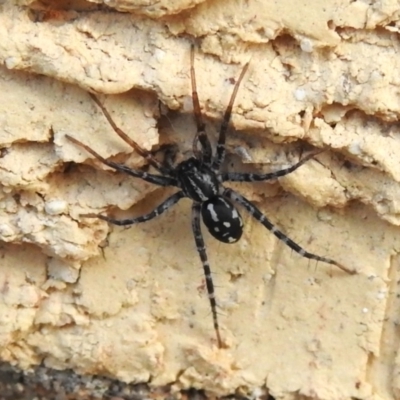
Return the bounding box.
[82,191,185,225]
[65,135,178,187]
[212,61,249,171]
[88,93,172,176]
[190,45,213,163]
[223,188,355,274]
[192,202,223,348]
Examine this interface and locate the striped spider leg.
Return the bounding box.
[67,45,353,349]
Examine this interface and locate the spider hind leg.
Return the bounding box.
[192,203,224,348]
[82,191,185,226]
[223,188,354,274]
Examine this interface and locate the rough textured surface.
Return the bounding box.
[1,0,400,399]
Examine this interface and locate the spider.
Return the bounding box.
[66,45,354,348]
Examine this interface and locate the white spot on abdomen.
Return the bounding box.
[207,203,219,222]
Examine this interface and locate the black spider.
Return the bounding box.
[66,45,354,348]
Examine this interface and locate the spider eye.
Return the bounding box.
[201,196,243,244]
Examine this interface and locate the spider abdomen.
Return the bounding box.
[201,196,243,243]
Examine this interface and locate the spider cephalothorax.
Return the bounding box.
[177,157,219,201]
[66,45,354,348]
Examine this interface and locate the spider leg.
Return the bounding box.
[212,61,249,171]
[223,188,355,274]
[222,150,322,182]
[190,45,213,164]
[83,190,185,225]
[88,93,172,175]
[66,135,178,187]
[192,202,223,348]
[162,143,179,169]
